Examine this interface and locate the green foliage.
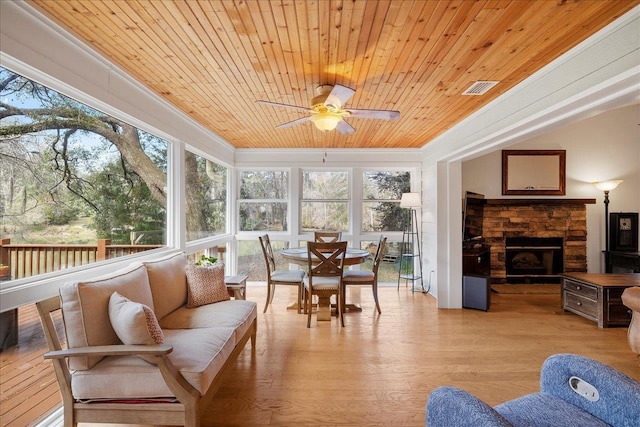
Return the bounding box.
[367,171,410,231]
[87,161,165,244]
[1,67,169,245]
[43,203,77,225]
[239,171,288,232]
[194,254,218,266]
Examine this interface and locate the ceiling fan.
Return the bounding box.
[256,84,400,134]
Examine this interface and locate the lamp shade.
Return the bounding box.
[593,180,623,192]
[400,192,421,208]
[309,111,342,132]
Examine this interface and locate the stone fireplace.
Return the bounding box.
[482,199,595,284]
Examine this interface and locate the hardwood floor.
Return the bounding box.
[2,284,639,426]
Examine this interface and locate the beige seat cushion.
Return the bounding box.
[60,263,154,370]
[304,276,341,290]
[143,252,188,320]
[342,270,374,282]
[70,327,236,399]
[159,300,257,343]
[271,269,305,283]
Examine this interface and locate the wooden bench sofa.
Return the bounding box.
[37,252,257,427]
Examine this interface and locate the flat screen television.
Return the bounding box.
[463,191,485,241]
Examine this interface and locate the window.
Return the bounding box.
[237,239,289,281]
[360,239,402,284]
[0,67,168,280]
[185,151,227,241]
[301,170,349,232]
[239,170,288,231]
[362,171,410,232]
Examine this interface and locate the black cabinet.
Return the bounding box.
[463,244,491,276]
[463,244,491,311]
[607,251,640,273]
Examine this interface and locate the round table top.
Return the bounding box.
[280,247,370,266]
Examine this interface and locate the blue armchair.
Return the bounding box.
[426,354,640,427]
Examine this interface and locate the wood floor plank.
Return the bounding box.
[2,284,638,426]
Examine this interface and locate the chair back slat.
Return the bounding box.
[307,241,347,278]
[313,231,342,243]
[372,235,387,275]
[259,234,276,274]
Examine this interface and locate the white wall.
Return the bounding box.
[421,6,640,308]
[463,104,640,273]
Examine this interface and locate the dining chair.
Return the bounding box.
[314,231,342,243]
[259,234,305,313]
[342,235,387,314]
[304,241,348,327]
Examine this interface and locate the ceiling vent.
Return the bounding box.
[462,81,499,95]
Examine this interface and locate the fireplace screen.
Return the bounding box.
[505,237,564,283]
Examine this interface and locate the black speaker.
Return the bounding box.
[463,275,491,311]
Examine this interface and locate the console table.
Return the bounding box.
[606,251,640,273]
[562,273,640,328]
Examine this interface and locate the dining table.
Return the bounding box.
[280,246,371,321]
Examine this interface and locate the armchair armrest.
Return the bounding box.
[44,344,173,359]
[426,386,513,427]
[540,354,640,426]
[622,287,640,312]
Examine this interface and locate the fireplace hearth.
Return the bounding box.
[505,237,564,283]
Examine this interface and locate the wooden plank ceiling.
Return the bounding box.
[28,0,638,150]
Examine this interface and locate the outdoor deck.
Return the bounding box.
[1,304,63,426]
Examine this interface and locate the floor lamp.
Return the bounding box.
[593,180,622,273]
[398,192,424,292]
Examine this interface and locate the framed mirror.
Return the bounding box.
[502,150,566,195]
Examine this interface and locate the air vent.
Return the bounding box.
[462,81,499,95]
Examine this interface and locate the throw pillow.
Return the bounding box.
[108,291,164,345]
[185,263,230,308]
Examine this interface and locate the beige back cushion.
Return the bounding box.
[143,252,188,320]
[60,263,154,370]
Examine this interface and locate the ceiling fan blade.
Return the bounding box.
[275,116,311,129]
[336,120,356,135]
[346,108,400,120]
[256,100,312,113]
[325,84,356,109]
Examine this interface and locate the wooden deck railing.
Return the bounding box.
[0,239,163,281]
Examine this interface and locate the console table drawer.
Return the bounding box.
[564,292,598,319]
[562,273,639,328]
[563,279,598,299]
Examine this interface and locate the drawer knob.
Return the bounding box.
[576,286,582,290]
[577,302,582,306]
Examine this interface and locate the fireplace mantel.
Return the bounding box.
[485,198,596,205]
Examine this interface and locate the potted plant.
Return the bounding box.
[194,255,218,267]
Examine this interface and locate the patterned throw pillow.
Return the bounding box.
[108,291,164,345]
[185,263,230,308]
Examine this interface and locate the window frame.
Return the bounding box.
[360,169,412,234]
[236,168,291,234]
[299,168,351,234]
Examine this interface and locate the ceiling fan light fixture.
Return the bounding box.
[309,111,342,132]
